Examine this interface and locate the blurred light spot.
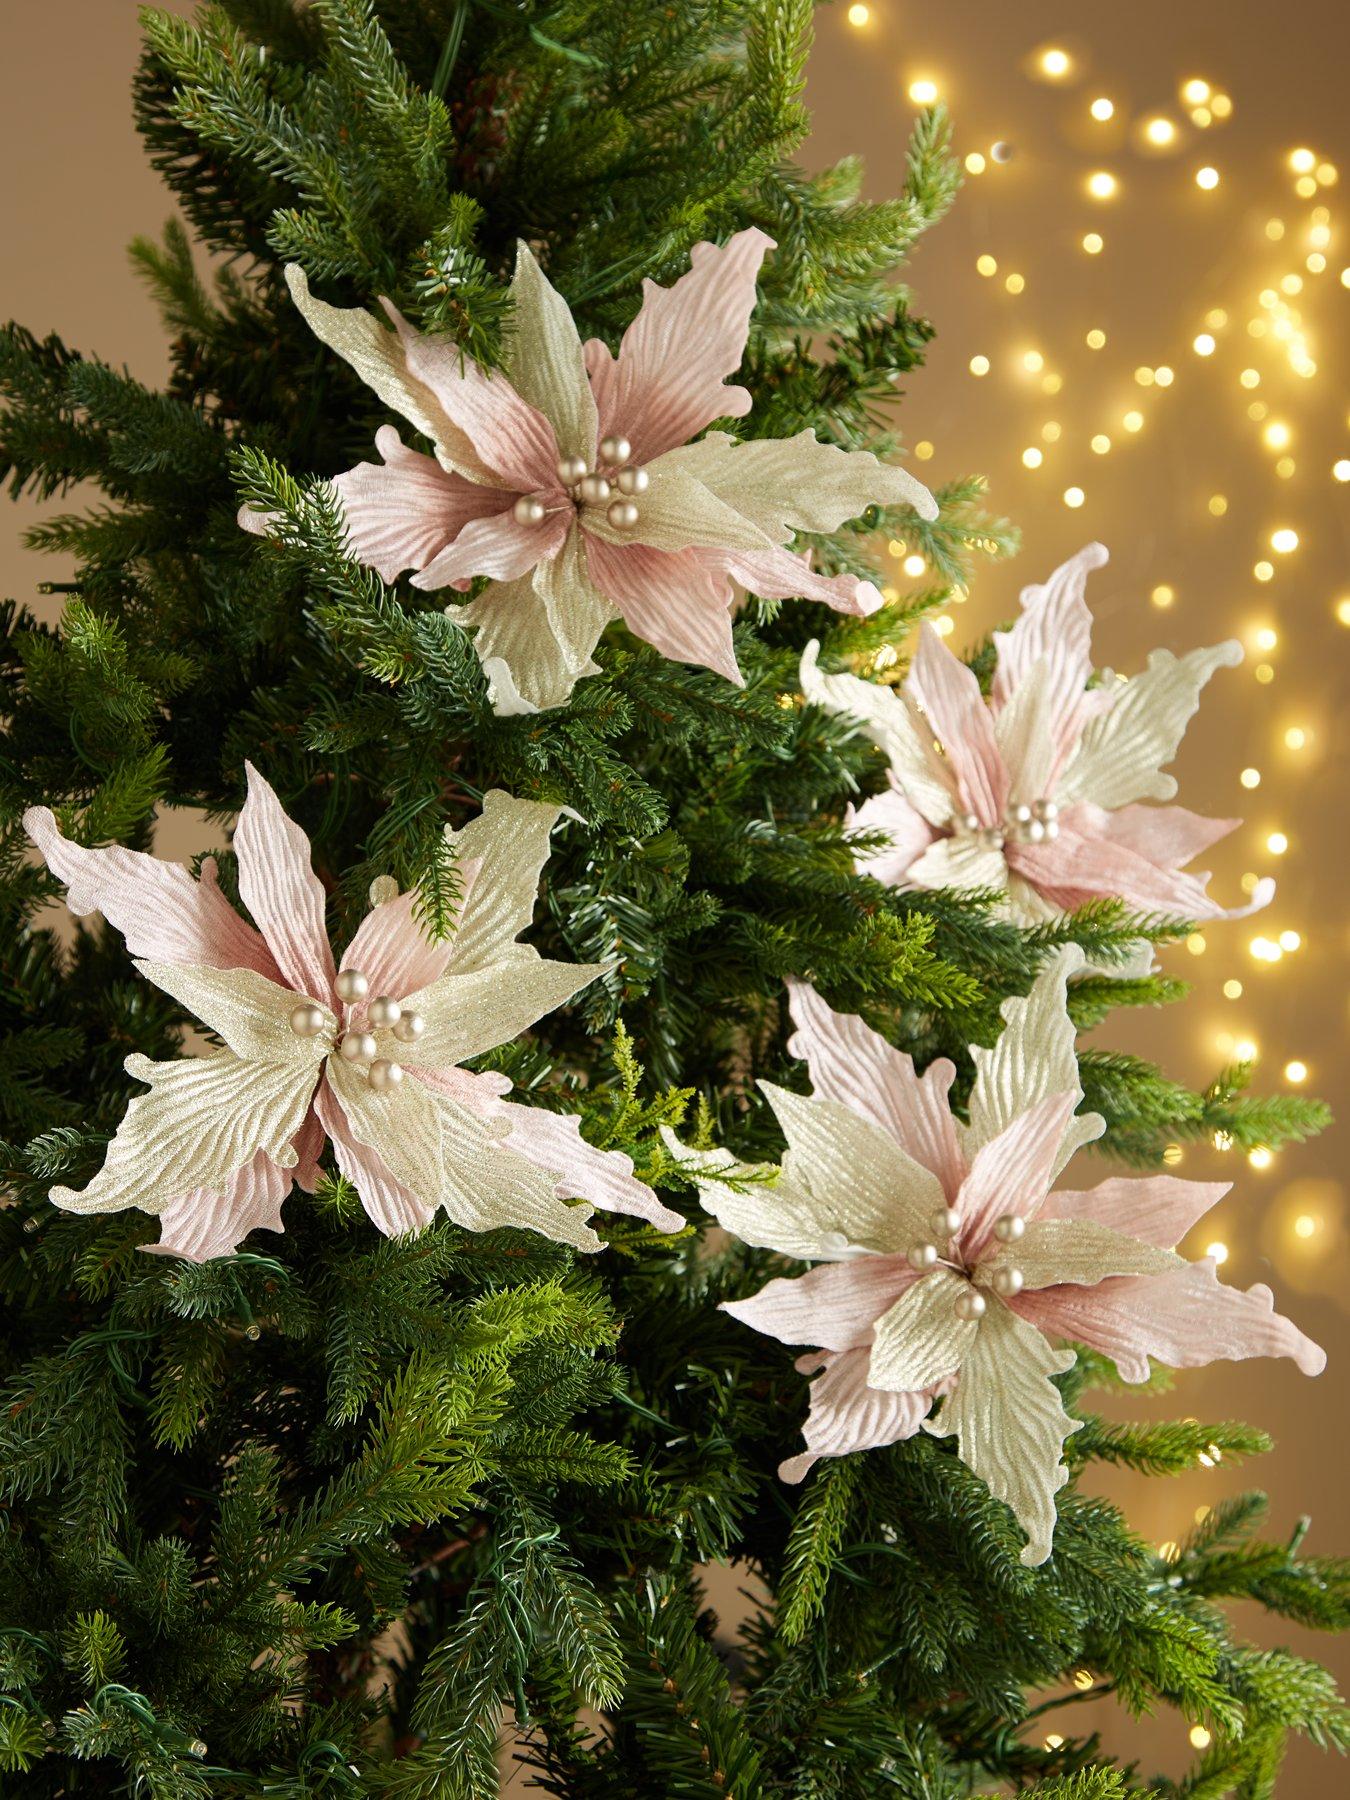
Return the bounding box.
[1285,1060,1308,1084]
[1039,47,1072,78]
[1223,979,1243,999]
[1042,421,1062,443]
[1294,1213,1317,1237]
[1041,372,1063,394]
[1082,231,1104,254]
[1208,494,1228,515]
[976,253,997,276]
[909,78,939,104]
[1091,434,1111,454]
[965,151,987,175]
[1182,78,1211,105]
[1086,327,1107,348]
[1335,597,1350,625]
[1145,116,1178,147]
[1254,626,1278,650]
[1205,1241,1228,1264]
[1123,409,1144,433]
[1063,486,1085,508]
[1155,364,1175,386]
[1267,832,1289,854]
[1240,766,1261,788]
[1005,271,1026,294]
[1193,333,1216,355]
[903,554,926,577]
[1254,662,1274,682]
[1090,97,1115,122]
[847,2,870,21]
[1135,365,1155,386]
[1087,170,1118,199]
[1195,165,1220,189]
[1023,349,1044,372]
[915,440,934,460]
[1163,1143,1184,1166]
[1271,528,1299,553]
[1190,1726,1212,1750]
[1289,148,1317,174]
[1249,1148,1273,1171]
[1022,447,1044,469]
[1187,932,1206,956]
[1283,726,1306,749]
[1254,561,1274,582]
[1334,460,1350,482]
[1279,929,1301,951]
[1212,92,1233,118]
[1263,421,1291,450]
[1240,368,1261,388]
[969,354,990,376]
[1151,584,1175,609]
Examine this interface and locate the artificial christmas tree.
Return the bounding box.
[1,5,1344,1796]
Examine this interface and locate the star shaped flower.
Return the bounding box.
[250,232,936,713]
[25,770,681,1259]
[802,543,1272,929]
[665,949,1322,1565]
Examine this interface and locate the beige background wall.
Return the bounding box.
[2,3,1345,1790]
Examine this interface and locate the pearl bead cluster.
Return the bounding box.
[954,797,1061,851]
[288,968,424,1092]
[511,434,649,533]
[905,1208,1027,1319]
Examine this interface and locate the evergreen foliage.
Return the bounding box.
[0,3,1341,1794]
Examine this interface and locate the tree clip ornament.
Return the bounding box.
[25,768,681,1259]
[242,230,937,713]
[802,542,1275,932]
[665,948,1323,1566]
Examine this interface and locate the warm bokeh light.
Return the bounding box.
[908,77,939,104]
[1063,485,1085,508]
[1144,116,1178,147]
[1087,170,1118,200]
[1090,96,1115,122]
[1082,231,1104,254]
[1039,47,1072,79]
[1194,164,1220,189]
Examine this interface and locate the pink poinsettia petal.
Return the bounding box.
[494,1100,684,1231]
[338,868,479,1002]
[724,1257,918,1352]
[24,810,279,979]
[585,535,740,681]
[1007,820,1272,921]
[410,505,569,590]
[380,299,562,493]
[1011,1259,1326,1384]
[235,765,338,1005]
[290,1105,327,1194]
[779,1346,932,1482]
[956,1090,1079,1261]
[719,542,884,616]
[331,426,518,583]
[907,624,1009,824]
[785,979,966,1197]
[849,782,942,887]
[992,542,1106,719]
[1040,1175,1229,1249]
[582,229,775,464]
[143,1146,293,1262]
[313,1077,435,1237]
[1070,800,1237,871]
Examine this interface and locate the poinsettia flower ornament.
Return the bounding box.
[250,231,935,712]
[665,949,1322,1565]
[802,543,1273,928]
[25,771,680,1259]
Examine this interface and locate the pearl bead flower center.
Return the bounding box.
[288,967,424,1093]
[512,435,650,534]
[951,797,1060,850]
[905,1207,1027,1317]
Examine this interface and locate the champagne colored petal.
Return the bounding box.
[800,641,956,827]
[869,1268,978,1392]
[504,243,599,466]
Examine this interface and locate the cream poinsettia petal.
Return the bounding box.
[455,573,601,716]
[759,1082,948,1256]
[535,524,617,674]
[926,1301,1081,1566]
[323,1054,445,1222]
[868,1268,978,1393]
[992,657,1061,804]
[398,959,611,1069]
[799,640,956,828]
[441,791,569,973]
[285,265,504,487]
[660,1128,856,1264]
[980,1218,1183,1292]
[1056,641,1244,809]
[905,832,1010,895]
[584,461,770,557]
[134,961,334,1066]
[661,429,938,538]
[50,1051,315,1218]
[963,946,1103,1179]
[503,244,598,467]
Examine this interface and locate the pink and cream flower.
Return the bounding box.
[249,233,936,712]
[802,543,1272,929]
[26,771,680,1259]
[666,950,1322,1565]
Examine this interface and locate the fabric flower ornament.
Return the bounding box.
[801,542,1272,928]
[665,948,1322,1565]
[25,770,681,1260]
[252,232,935,713]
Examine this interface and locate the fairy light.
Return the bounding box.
[1154,364,1175,386]
[1195,165,1220,190]
[1254,663,1274,683]
[1022,447,1044,468]
[1082,231,1104,254]
[1085,327,1106,348]
[1039,47,1072,79]
[908,78,939,104]
[1266,831,1289,854]
[1295,174,1318,198]
[976,253,998,276]
[1190,1726,1212,1750]
[915,440,934,460]
[1211,92,1233,118]
[1279,929,1302,952]
[1041,372,1063,394]
[1090,97,1115,122]
[1295,1213,1317,1237]
[1208,494,1228,514]
[1253,626,1278,651]
[1151,584,1175,609]
[1236,1037,1259,1061]
[1022,349,1044,373]
[965,152,987,175]
[1205,1241,1228,1264]
[1254,560,1274,582]
[1240,767,1261,787]
[1266,217,1286,239]
[1005,272,1026,294]
[1135,365,1155,386]
[1240,368,1261,388]
[1187,932,1206,956]
[1041,421,1062,442]
[1336,598,1350,626]
[1074,1669,1095,1691]
[1270,527,1299,553]
[903,553,926,576]
[1192,332,1216,355]
[969,354,990,376]
[1087,171,1118,200]
[1145,117,1178,147]
[1091,434,1111,454]
[1123,409,1144,432]
[1333,460,1350,482]
[1289,148,1316,173]
[1063,485,1085,508]
[1182,78,1211,105]
[1223,979,1243,999]
[1249,1148,1273,1171]
[1283,726,1306,749]
[1263,421,1291,450]
[846,3,870,23]
[1316,161,1338,185]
